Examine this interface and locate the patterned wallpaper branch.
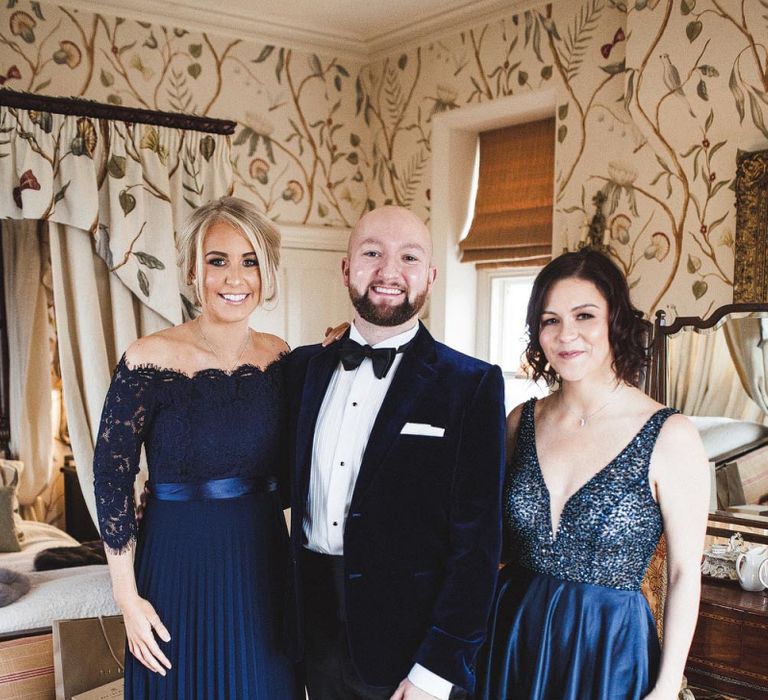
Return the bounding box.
[283,50,320,222]
[100,19,153,108]
[283,48,362,225]
[629,1,692,310]
[200,36,239,115]
[469,28,494,100]
[358,48,424,207]
[545,1,623,201]
[709,0,768,93]
[58,7,98,95]
[2,4,61,91]
[678,111,733,293]
[467,9,557,103]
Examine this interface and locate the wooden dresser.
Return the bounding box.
[686,578,768,699]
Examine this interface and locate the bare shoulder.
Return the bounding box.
[124,325,191,369]
[655,412,704,453]
[651,411,708,486]
[254,332,290,361]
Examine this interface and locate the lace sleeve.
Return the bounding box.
[93,356,155,554]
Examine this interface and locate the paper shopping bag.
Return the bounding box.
[52,615,125,700]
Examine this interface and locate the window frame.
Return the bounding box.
[476,266,547,412]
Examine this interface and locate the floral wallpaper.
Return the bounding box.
[2,0,767,316]
[363,0,768,317]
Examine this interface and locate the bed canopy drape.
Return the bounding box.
[0,89,235,524]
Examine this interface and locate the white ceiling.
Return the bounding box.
[64,0,537,61]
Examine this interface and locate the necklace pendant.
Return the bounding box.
[579,417,587,427]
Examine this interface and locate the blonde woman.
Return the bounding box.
[93,197,301,699]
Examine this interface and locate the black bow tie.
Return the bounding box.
[338,337,414,379]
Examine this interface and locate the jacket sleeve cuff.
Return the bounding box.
[407,663,453,700]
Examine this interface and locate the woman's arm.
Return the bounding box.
[93,338,172,675]
[645,414,710,699]
[106,549,171,675]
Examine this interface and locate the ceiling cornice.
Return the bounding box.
[366,0,544,62]
[59,0,545,64]
[60,0,371,62]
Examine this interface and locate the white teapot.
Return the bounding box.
[736,544,768,592]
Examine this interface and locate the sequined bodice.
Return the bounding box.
[93,355,286,553]
[504,399,676,591]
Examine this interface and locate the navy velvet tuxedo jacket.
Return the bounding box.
[283,323,506,693]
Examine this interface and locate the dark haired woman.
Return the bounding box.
[480,250,709,700]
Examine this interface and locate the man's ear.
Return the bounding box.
[341,257,350,288]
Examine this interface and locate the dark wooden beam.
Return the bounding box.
[0,89,236,135]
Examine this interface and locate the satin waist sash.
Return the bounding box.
[151,475,278,501]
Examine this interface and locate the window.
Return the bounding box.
[477,268,548,413]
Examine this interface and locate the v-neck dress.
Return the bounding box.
[93,355,301,700]
[479,398,677,700]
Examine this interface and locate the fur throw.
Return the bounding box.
[34,540,107,571]
[0,567,31,606]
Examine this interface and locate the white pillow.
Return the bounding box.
[690,416,768,462]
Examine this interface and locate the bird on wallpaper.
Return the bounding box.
[660,53,696,118]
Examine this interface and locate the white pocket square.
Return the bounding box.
[401,422,445,437]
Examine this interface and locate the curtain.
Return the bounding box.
[667,327,765,422]
[49,222,168,521]
[1,220,52,516]
[724,317,768,416]
[460,119,555,267]
[1,104,233,524]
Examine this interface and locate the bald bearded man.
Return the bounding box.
[284,206,505,700]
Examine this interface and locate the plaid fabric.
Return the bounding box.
[0,633,54,699]
[736,444,768,505]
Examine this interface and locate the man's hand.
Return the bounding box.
[321,322,350,346]
[389,679,439,700]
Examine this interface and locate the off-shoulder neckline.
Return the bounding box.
[118,350,288,380]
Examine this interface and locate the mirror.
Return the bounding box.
[650,303,768,544]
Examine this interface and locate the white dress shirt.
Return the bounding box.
[303,320,453,700]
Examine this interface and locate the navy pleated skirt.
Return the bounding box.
[479,566,660,700]
[125,491,301,699]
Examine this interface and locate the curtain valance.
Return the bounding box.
[0,103,233,324]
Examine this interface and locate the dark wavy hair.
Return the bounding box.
[524,249,649,387]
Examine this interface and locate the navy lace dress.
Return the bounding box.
[480,398,677,700]
[93,355,301,700]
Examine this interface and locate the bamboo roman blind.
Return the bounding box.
[460,118,555,267]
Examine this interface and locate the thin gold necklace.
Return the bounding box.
[196,317,251,373]
[560,384,621,428]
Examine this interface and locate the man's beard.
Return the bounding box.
[349,285,427,327]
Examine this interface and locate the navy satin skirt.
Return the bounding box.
[479,565,660,700]
[125,483,301,699]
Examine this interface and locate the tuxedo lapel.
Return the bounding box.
[350,324,438,510]
[295,345,339,502]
